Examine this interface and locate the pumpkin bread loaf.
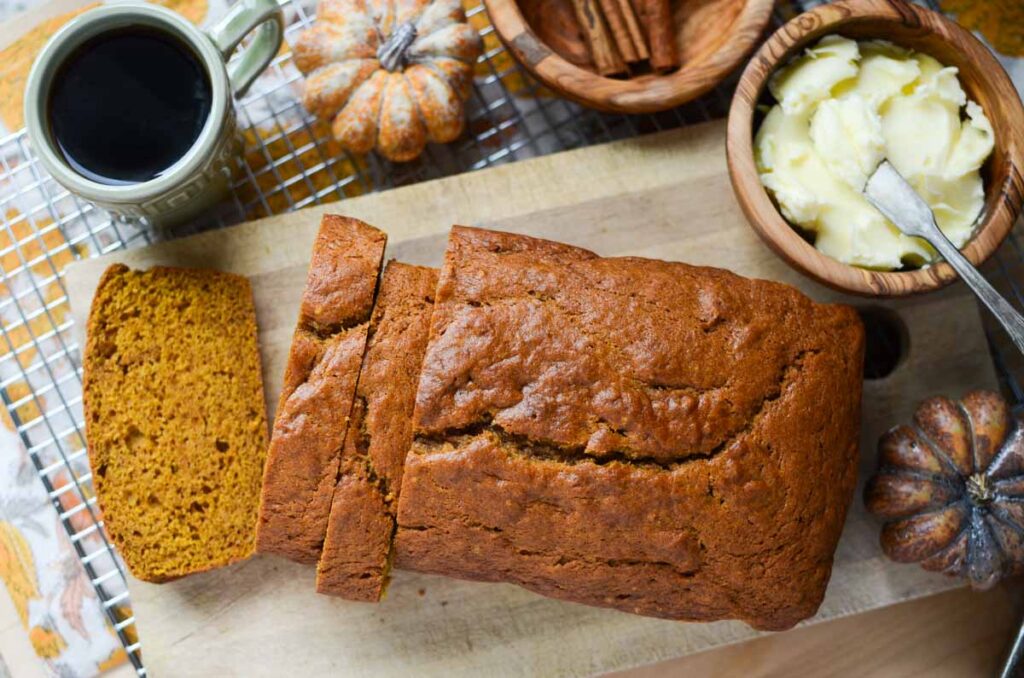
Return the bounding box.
[316,261,438,600]
[83,265,268,582]
[256,215,387,564]
[394,226,865,631]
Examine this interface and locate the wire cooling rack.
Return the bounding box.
[0,0,1021,675]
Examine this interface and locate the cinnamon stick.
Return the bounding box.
[616,0,649,61]
[597,0,639,63]
[571,0,627,76]
[634,0,678,73]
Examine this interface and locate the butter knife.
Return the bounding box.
[864,160,1024,357]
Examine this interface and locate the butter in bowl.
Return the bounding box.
[726,0,1024,297]
[756,35,994,271]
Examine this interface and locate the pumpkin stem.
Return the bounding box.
[966,473,994,505]
[378,22,417,72]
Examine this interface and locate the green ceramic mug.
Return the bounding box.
[24,0,284,228]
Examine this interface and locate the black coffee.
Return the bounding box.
[47,27,212,185]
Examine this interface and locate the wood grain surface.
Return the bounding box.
[65,121,1004,677]
[726,0,1024,297]
[484,0,774,112]
[615,583,1024,677]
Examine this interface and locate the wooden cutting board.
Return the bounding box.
[66,120,999,677]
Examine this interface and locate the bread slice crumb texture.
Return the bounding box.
[83,264,269,582]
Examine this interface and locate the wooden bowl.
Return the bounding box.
[484,0,775,113]
[726,0,1024,297]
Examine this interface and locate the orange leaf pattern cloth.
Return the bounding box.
[0,521,40,626]
[0,439,125,676]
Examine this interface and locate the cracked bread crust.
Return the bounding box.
[394,226,864,631]
[316,262,438,600]
[255,215,386,564]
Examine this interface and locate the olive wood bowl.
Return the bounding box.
[483,0,775,113]
[726,0,1024,297]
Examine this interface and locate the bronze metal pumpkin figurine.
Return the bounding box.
[294,0,482,162]
[865,390,1024,590]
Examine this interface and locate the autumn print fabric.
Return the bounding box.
[0,425,126,675]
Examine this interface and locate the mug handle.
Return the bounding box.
[208,0,284,98]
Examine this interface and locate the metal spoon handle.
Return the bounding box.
[1000,616,1024,678]
[864,162,1024,356]
[928,231,1024,356]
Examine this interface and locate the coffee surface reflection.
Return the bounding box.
[47,26,213,185]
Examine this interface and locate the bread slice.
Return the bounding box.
[83,264,268,582]
[394,226,865,631]
[316,261,438,600]
[255,215,387,563]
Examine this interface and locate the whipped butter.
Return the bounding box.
[755,36,994,270]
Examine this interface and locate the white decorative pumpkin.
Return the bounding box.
[294,0,482,162]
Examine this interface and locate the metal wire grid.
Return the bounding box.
[0,0,1019,675]
[212,0,740,228]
